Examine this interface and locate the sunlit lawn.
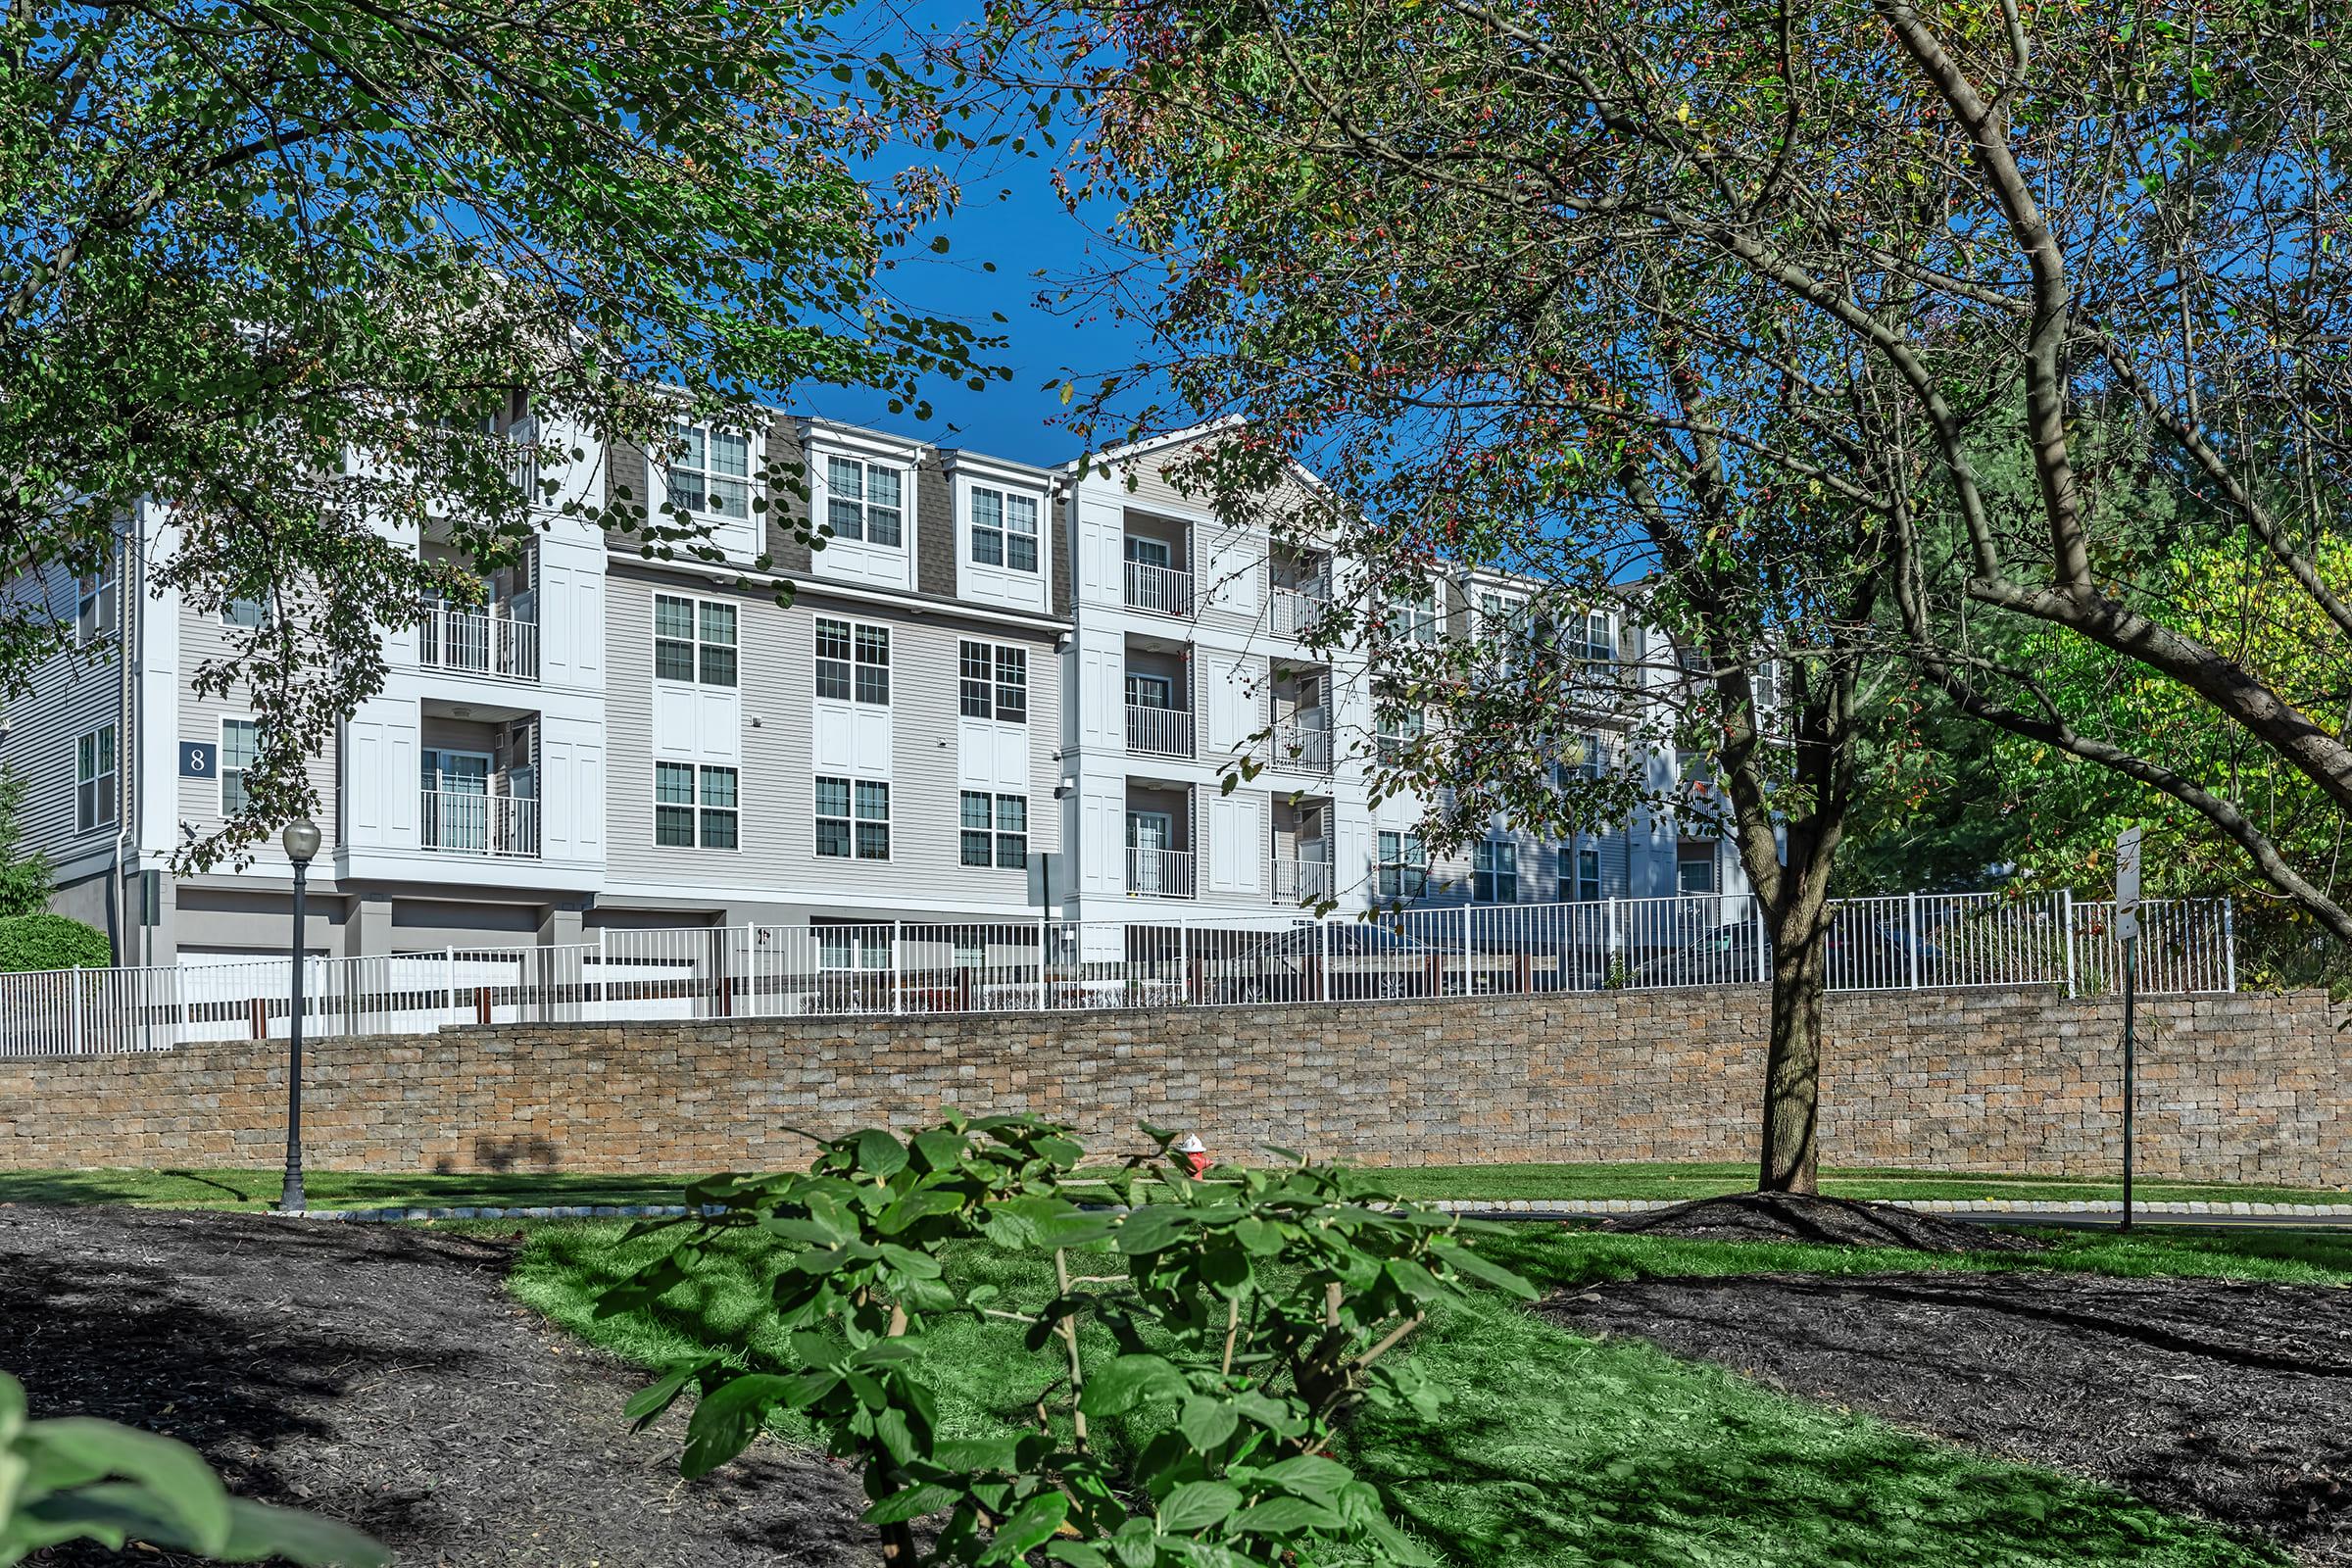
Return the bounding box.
[501,1220,2341,1567]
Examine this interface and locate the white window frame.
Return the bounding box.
[1383,584,1438,646]
[815,774,891,860]
[1375,705,1424,764]
[967,483,1041,573]
[653,593,737,687]
[1124,671,1174,710]
[74,723,117,833]
[654,760,739,851]
[218,715,259,820]
[74,564,117,648]
[960,640,1028,722]
[221,597,267,629]
[1473,839,1520,904]
[664,420,753,525]
[1576,844,1603,903]
[815,616,891,706]
[1375,830,1426,901]
[960,790,1029,869]
[1677,844,1720,896]
[821,453,906,548]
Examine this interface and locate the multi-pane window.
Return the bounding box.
[1577,845,1603,903]
[815,618,889,705]
[957,642,1028,721]
[74,724,116,832]
[220,718,259,818]
[75,567,116,647]
[1581,612,1616,663]
[654,594,736,686]
[1126,672,1174,709]
[1375,830,1427,901]
[816,775,891,858]
[1473,840,1520,904]
[960,791,1028,869]
[221,598,266,629]
[818,923,892,971]
[667,423,751,520]
[1678,843,1719,896]
[825,455,904,546]
[969,486,1040,572]
[1375,706,1424,763]
[655,762,738,849]
[1384,586,1437,645]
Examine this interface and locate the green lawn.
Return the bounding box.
[505,1221,2337,1567]
[6,1160,2344,1212]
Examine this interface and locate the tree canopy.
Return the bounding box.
[4,0,994,862]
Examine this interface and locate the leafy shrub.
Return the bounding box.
[602,1118,1534,1567]
[0,1371,383,1565]
[0,913,110,973]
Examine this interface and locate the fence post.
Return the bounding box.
[1752,893,1768,985]
[1606,895,1621,981]
[71,979,85,1054]
[893,921,905,1015]
[445,946,459,1026]
[2061,890,2078,998]
[1037,915,1050,1010]
[1460,904,1472,995]
[597,927,609,1016]
[1316,914,1330,1003]
[1906,893,1921,991]
[1181,924,1194,1004]
[2222,897,2237,993]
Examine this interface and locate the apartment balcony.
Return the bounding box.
[1271,857,1334,904]
[1265,714,1335,776]
[1269,586,1330,640]
[419,791,541,858]
[419,606,540,681]
[1124,561,1195,618]
[1125,703,1197,760]
[1127,847,1198,899]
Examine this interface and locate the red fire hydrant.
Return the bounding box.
[1174,1133,1210,1179]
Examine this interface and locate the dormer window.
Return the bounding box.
[825,455,903,547]
[970,486,1039,572]
[667,423,751,522]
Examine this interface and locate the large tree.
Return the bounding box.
[4,0,991,863]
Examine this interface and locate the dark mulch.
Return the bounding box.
[1550,1269,2352,1564]
[1600,1191,2046,1252]
[0,1204,873,1567]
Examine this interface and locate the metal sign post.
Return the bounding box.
[2115,827,2141,1232]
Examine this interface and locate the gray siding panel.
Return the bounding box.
[765,414,812,574]
[915,459,956,599]
[0,564,125,863]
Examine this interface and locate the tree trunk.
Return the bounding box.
[1758,893,1832,1194]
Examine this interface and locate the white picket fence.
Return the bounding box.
[0,890,2233,1057]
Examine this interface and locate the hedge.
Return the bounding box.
[0,913,112,972]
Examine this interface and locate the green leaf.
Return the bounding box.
[855,1129,909,1178]
[1079,1354,1190,1417]
[217,1497,389,1565]
[868,1481,959,1525]
[1157,1480,1242,1532]
[1230,1495,1344,1535]
[1250,1453,1352,1505]
[24,1419,232,1549]
[681,1374,797,1479]
[1115,1206,1193,1255]
[1433,1241,1538,1299]
[1178,1396,1239,1454]
[981,1490,1070,1563]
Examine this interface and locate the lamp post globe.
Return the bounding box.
[279,817,318,1214]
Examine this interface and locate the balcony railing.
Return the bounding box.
[1265,713,1335,775]
[1124,561,1195,618]
[1127,847,1198,899]
[1271,857,1334,904]
[1125,703,1196,760]
[419,791,541,858]
[1269,586,1329,639]
[419,607,540,680]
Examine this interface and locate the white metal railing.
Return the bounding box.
[1269,586,1329,639]
[1125,704,1197,760]
[1271,857,1335,905]
[420,791,541,858]
[1127,848,1199,899]
[418,606,540,680]
[1266,714,1335,775]
[1124,560,1194,617]
[0,891,2237,1055]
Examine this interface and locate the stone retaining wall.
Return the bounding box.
[2,986,2344,1182]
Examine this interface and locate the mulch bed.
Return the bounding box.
[1600,1190,2046,1252]
[1549,1267,2352,1564]
[1,1204,874,1567]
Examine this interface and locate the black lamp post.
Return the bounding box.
[279,817,321,1214]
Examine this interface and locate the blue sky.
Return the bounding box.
[785,7,1162,470]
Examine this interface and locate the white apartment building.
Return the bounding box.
[1054,427,1741,944]
[5,416,1738,965]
